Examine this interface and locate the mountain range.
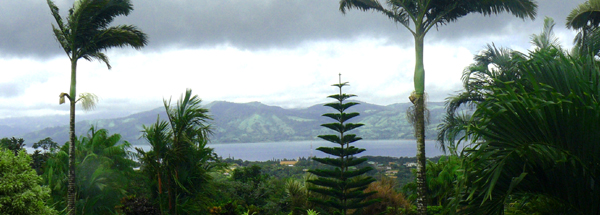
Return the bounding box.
[0,101,448,146]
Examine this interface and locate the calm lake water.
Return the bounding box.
[134,139,445,161]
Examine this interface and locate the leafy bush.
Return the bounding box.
[0,149,56,215]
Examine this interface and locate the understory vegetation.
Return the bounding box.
[3,0,600,214]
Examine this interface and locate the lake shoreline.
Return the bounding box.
[134,139,446,161]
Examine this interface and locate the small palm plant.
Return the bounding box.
[308,74,377,215]
[136,89,219,214]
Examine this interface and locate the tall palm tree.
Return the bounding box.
[46,0,147,214]
[338,0,537,213]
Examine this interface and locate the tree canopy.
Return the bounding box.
[0,149,57,215]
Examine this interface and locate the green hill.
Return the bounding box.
[17,101,447,145]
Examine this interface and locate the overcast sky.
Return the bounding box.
[0,0,586,119]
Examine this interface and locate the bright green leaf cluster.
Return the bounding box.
[0,149,57,215]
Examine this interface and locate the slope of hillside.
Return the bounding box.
[17,101,446,146]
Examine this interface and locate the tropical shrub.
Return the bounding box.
[0,137,25,155]
[450,48,600,214]
[0,149,57,215]
[403,156,462,209]
[43,126,136,214]
[31,137,59,175]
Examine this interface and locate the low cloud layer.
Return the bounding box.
[0,0,585,58]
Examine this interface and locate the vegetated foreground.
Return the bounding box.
[2,0,600,214]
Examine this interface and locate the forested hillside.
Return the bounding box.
[12,101,446,145]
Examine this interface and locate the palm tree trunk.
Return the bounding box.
[158,172,162,194]
[413,35,427,215]
[168,176,175,215]
[67,59,77,215]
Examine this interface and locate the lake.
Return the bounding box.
[134,139,446,161]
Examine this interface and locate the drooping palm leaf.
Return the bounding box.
[566,0,600,30]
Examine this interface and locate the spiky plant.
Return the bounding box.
[308,74,377,215]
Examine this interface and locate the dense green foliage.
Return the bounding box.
[403,156,461,209]
[438,11,600,214]
[0,149,57,215]
[4,1,594,215]
[43,126,138,214]
[0,137,25,155]
[31,138,60,175]
[308,77,377,215]
[452,48,600,215]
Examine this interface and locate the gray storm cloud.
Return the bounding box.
[0,0,586,59]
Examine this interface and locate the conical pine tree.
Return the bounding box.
[308,74,378,215]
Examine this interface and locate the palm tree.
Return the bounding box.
[567,0,600,56]
[137,89,220,214]
[531,17,562,51]
[437,43,525,153]
[438,17,560,152]
[46,0,147,213]
[337,0,537,213]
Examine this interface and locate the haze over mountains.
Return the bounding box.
[0,101,447,146]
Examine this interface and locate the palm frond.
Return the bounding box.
[90,0,133,29]
[566,0,600,30]
[530,17,560,50]
[50,0,147,61]
[77,92,99,111]
[436,111,472,155]
[51,25,71,56]
[339,0,384,14]
[93,25,148,51]
[84,52,111,69]
[468,0,537,20]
